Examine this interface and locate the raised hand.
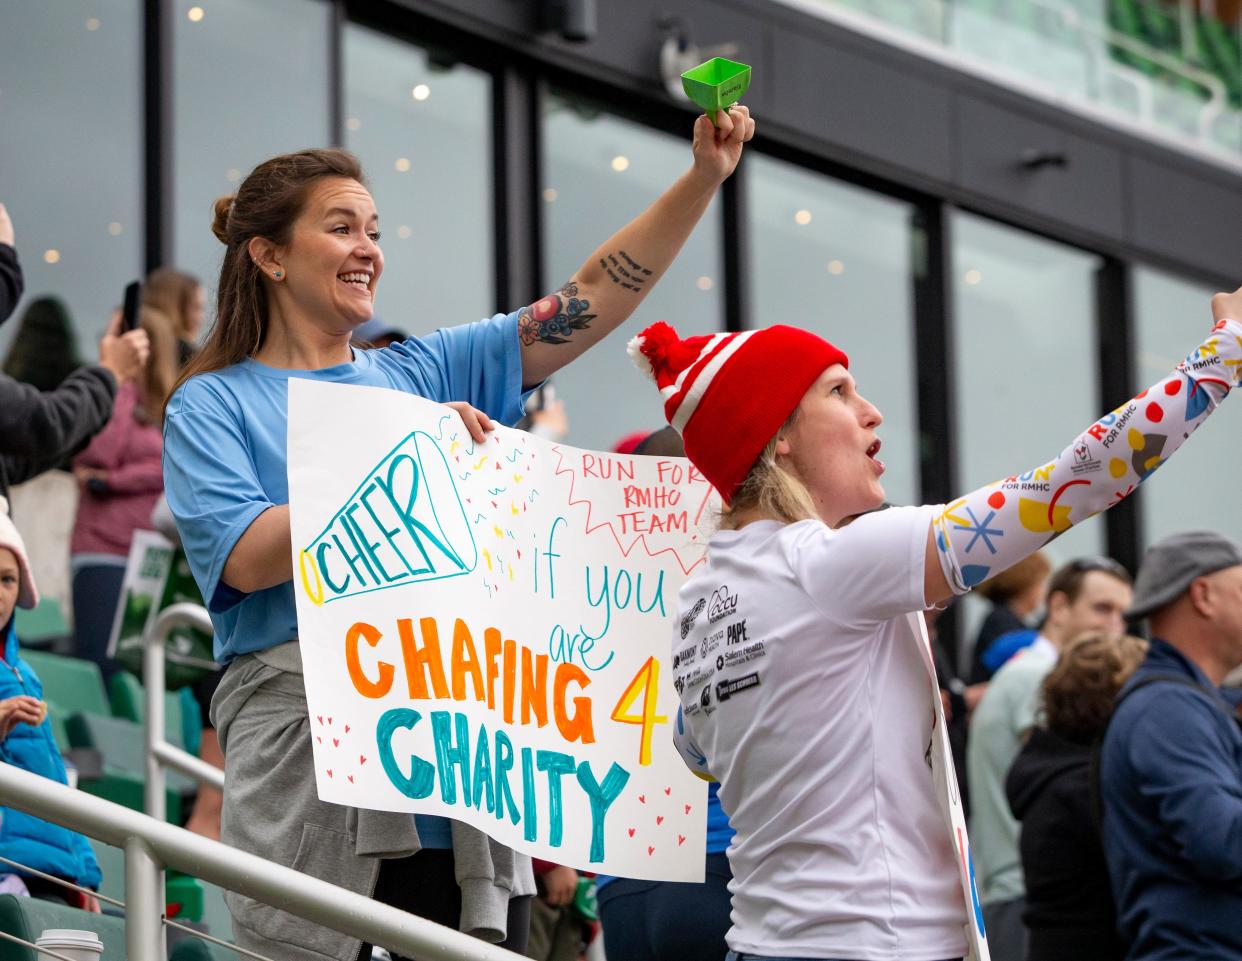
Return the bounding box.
[691,104,756,185]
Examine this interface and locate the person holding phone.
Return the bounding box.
[69,305,179,680]
[0,305,150,505]
[164,106,754,961]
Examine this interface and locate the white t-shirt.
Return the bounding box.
[672,508,967,960]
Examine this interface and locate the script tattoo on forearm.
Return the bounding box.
[517,281,597,346]
[599,249,653,293]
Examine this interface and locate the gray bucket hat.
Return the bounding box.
[1127,530,1242,620]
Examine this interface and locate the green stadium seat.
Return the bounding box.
[19,652,110,719]
[169,934,238,961]
[13,600,71,650]
[108,672,203,757]
[66,713,195,824]
[0,893,126,961]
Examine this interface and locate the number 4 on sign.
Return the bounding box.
[611,656,668,766]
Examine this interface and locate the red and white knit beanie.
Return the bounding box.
[0,497,39,611]
[628,322,848,504]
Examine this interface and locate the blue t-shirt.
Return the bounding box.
[595,781,735,890]
[163,311,532,664]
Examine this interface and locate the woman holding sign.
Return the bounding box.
[629,292,1242,961]
[162,105,754,961]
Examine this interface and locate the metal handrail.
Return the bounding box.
[0,762,528,961]
[144,603,224,828]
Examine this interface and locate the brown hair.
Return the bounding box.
[720,409,817,530]
[1046,556,1133,608]
[143,267,201,342]
[1040,631,1148,743]
[977,551,1051,604]
[168,148,366,406]
[135,306,179,429]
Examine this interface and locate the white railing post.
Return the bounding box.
[0,763,527,961]
[143,604,224,820]
[124,836,165,961]
[143,611,167,823]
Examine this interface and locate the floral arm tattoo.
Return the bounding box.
[518,281,597,347]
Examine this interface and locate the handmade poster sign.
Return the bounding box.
[287,379,714,880]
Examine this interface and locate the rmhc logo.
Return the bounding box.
[298,431,478,606]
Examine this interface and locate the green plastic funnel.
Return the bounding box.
[681,57,751,122]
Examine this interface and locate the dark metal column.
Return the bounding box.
[143,0,172,271]
[1095,257,1142,575]
[721,163,749,332]
[492,67,542,313]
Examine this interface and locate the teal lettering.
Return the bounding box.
[537,750,576,848]
[431,711,472,805]
[493,730,520,826]
[576,761,630,863]
[376,709,435,799]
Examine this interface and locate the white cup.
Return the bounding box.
[35,929,103,961]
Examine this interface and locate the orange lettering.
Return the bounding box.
[553,662,595,744]
[484,628,503,710]
[345,622,393,699]
[451,618,486,702]
[503,639,517,724]
[399,617,449,699]
[521,649,549,728]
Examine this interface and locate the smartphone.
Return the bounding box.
[121,280,142,333]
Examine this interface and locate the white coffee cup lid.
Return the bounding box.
[36,930,102,946]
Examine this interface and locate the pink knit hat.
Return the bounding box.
[628,322,848,504]
[0,497,39,610]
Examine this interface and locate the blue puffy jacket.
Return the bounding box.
[0,618,101,889]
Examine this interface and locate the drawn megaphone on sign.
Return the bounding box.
[680,57,751,124]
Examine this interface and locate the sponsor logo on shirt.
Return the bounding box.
[707,585,739,623]
[715,672,761,703]
[680,597,706,639]
[1071,442,1102,476]
[700,684,715,715]
[716,640,765,671]
[672,644,696,669]
[703,628,724,657]
[726,619,749,645]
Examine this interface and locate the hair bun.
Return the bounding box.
[211,195,235,245]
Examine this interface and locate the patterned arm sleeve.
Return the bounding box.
[935,319,1242,590]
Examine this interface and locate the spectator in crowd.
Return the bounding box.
[631,282,1240,959]
[0,202,21,324]
[596,426,736,961]
[165,107,753,961]
[2,296,82,392]
[0,203,151,504]
[969,551,1051,683]
[0,499,102,912]
[967,556,1132,961]
[1100,531,1242,961]
[69,306,179,681]
[527,861,588,961]
[352,315,408,349]
[143,267,205,365]
[1,310,149,505]
[1006,631,1147,961]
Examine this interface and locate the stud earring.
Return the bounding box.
[274,270,283,279]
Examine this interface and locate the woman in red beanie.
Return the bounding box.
[628,288,1242,961]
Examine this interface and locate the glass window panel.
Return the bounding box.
[1134,266,1242,548]
[542,92,723,451]
[0,0,143,352]
[951,212,1105,652]
[747,154,920,507]
[173,0,331,312]
[344,25,493,334]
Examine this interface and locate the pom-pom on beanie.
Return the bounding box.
[628,322,848,503]
[0,497,39,611]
